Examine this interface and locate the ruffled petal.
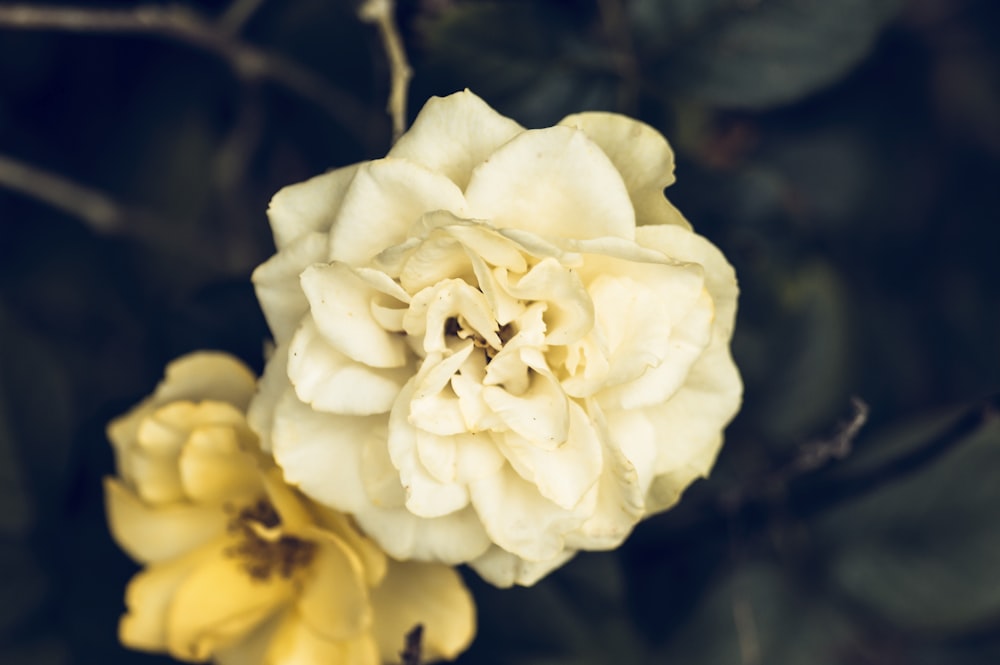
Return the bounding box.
[267,164,360,249]
[105,478,226,563]
[468,545,576,588]
[558,112,690,229]
[353,505,492,565]
[287,317,409,416]
[300,263,409,369]
[465,126,636,240]
[252,231,330,344]
[328,159,467,265]
[469,465,587,561]
[369,561,476,663]
[496,400,602,510]
[388,89,524,191]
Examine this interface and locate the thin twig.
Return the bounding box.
[359,0,413,142]
[401,624,423,665]
[0,153,125,234]
[0,4,376,147]
[218,0,268,36]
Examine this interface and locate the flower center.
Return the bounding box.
[444,315,515,361]
[225,499,316,582]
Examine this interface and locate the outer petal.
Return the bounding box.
[468,546,576,589]
[269,389,380,515]
[119,542,217,653]
[369,561,476,664]
[178,426,263,504]
[264,610,379,665]
[559,112,691,229]
[388,90,525,191]
[267,164,360,249]
[328,159,467,265]
[105,478,226,563]
[252,231,330,344]
[465,126,636,241]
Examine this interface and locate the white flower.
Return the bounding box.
[106,352,476,663]
[249,91,742,587]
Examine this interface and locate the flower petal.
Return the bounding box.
[105,478,226,563]
[270,389,379,515]
[328,158,467,265]
[253,231,330,344]
[469,545,576,588]
[353,504,492,565]
[178,425,262,504]
[119,542,217,653]
[265,611,379,665]
[300,263,409,369]
[465,126,636,240]
[296,540,372,642]
[369,560,476,662]
[388,89,524,191]
[558,112,690,229]
[267,164,360,249]
[496,399,603,510]
[165,544,296,661]
[469,465,587,561]
[288,317,409,416]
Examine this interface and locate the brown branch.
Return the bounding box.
[0,4,377,147]
[359,0,413,143]
[0,153,126,234]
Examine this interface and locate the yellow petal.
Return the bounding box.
[104,478,226,564]
[179,425,262,504]
[265,611,379,665]
[370,560,476,663]
[295,540,372,642]
[119,542,218,653]
[165,543,296,661]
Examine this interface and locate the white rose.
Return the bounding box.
[249,90,742,587]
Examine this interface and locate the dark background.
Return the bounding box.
[1,0,999,663]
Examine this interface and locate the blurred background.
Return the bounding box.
[1,0,999,663]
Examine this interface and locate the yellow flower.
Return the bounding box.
[105,352,475,664]
[248,90,742,587]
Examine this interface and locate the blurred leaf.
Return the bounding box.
[655,562,854,665]
[641,0,903,109]
[818,413,1000,634]
[755,261,853,444]
[420,2,617,126]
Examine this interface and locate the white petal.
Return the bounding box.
[246,341,291,453]
[287,317,409,416]
[469,465,584,562]
[269,389,380,515]
[469,545,576,588]
[328,158,467,265]
[403,281,500,356]
[496,257,593,346]
[482,369,569,449]
[388,378,469,518]
[496,399,603,510]
[267,164,360,249]
[300,262,409,368]
[353,505,492,565]
[465,126,636,240]
[253,231,329,344]
[388,89,524,190]
[558,112,691,229]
